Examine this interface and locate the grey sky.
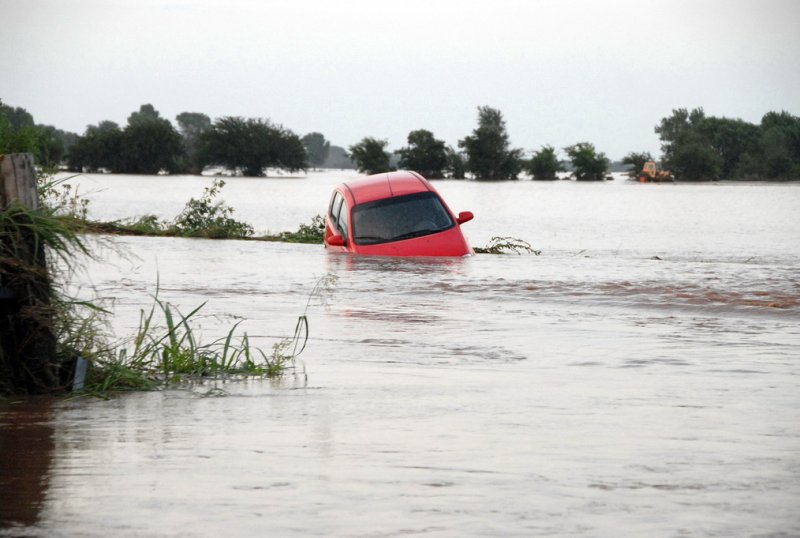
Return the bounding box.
[2,0,799,159]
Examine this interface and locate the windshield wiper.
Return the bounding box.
[354,235,386,243]
[390,229,436,242]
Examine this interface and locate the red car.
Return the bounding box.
[324,171,474,256]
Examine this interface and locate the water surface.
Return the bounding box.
[1,172,799,536]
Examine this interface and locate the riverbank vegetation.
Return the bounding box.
[50,176,539,254]
[1,161,542,396]
[0,173,307,397]
[57,178,325,244]
[3,98,798,181]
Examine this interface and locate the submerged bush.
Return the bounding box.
[173,178,253,238]
[276,214,325,243]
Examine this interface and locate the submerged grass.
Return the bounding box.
[80,290,302,396]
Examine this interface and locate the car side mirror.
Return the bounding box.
[457,211,474,224]
[327,234,345,246]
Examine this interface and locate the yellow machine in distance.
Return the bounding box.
[638,161,674,182]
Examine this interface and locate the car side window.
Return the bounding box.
[330,192,344,228]
[337,200,349,240]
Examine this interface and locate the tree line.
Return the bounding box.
[348,106,800,181]
[346,107,611,181]
[64,105,310,176]
[2,99,798,180]
[0,100,78,167]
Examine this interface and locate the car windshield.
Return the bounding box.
[352,192,454,245]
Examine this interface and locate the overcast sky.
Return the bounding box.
[2,0,799,159]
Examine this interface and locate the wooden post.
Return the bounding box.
[0,153,39,209]
[0,153,59,394]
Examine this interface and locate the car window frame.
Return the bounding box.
[336,198,350,241]
[329,191,344,229]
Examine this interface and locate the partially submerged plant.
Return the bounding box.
[81,295,293,394]
[275,214,325,243]
[173,178,253,239]
[123,214,165,235]
[37,172,90,221]
[474,236,541,255]
[78,273,339,394]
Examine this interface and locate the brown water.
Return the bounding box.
[2,172,799,536]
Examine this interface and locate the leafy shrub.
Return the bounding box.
[173,179,253,238]
[276,214,325,243]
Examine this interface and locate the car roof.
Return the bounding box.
[341,171,434,205]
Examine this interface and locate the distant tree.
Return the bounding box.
[66,104,184,174]
[663,109,800,180]
[347,137,391,175]
[35,125,67,167]
[446,146,466,179]
[0,104,10,152]
[1,103,34,130]
[0,102,38,156]
[0,106,14,154]
[323,145,356,169]
[273,131,307,173]
[199,116,307,176]
[66,121,124,172]
[127,104,161,126]
[738,111,800,179]
[656,108,722,180]
[527,145,564,180]
[397,129,448,178]
[302,132,331,169]
[120,116,184,174]
[700,116,761,179]
[176,112,212,174]
[458,106,523,180]
[564,142,609,181]
[621,151,653,178]
[0,101,65,165]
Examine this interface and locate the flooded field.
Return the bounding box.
[2,171,800,536]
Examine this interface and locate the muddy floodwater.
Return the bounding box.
[2,172,800,537]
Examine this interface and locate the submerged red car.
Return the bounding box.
[324,171,474,257]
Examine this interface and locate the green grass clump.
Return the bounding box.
[81,293,298,395]
[0,198,93,394]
